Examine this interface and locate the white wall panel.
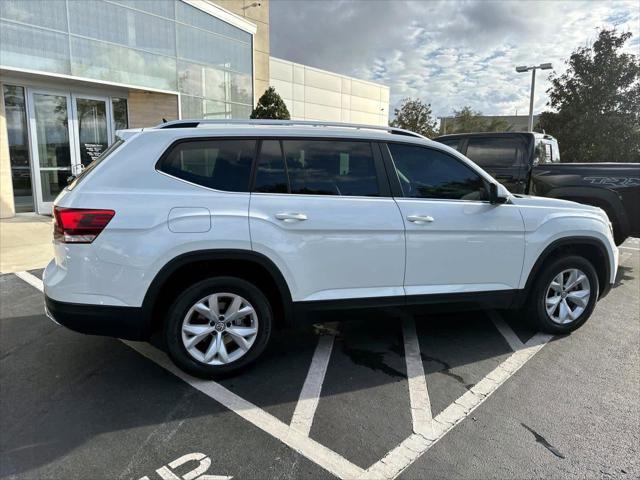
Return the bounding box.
[293,100,305,117]
[304,85,341,108]
[293,83,304,101]
[293,64,305,84]
[351,80,381,100]
[350,110,383,125]
[305,102,341,121]
[268,57,390,126]
[341,77,352,95]
[304,68,342,92]
[341,94,351,110]
[351,95,382,115]
[269,78,293,100]
[270,58,292,82]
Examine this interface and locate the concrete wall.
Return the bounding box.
[269,57,390,126]
[0,84,16,218]
[128,90,179,128]
[212,0,270,104]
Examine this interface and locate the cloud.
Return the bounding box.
[270,0,640,118]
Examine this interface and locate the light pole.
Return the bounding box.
[515,63,552,132]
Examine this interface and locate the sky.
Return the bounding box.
[269,0,640,119]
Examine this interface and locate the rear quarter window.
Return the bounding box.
[157,139,255,192]
[67,138,124,191]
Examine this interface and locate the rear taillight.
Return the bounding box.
[53,207,115,244]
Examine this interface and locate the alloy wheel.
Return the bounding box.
[545,268,591,325]
[181,292,259,365]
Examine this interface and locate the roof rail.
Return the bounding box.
[155,119,426,139]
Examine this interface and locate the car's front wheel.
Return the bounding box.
[526,255,599,334]
[164,277,273,378]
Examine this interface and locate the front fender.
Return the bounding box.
[544,186,629,237]
[519,215,617,290]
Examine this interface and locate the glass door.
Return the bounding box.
[72,95,112,167]
[28,90,79,214]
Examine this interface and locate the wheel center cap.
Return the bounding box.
[214,322,225,332]
[561,291,568,299]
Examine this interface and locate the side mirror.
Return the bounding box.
[489,183,508,205]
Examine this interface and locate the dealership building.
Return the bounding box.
[0,0,390,216]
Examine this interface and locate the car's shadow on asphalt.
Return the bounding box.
[1,299,525,477]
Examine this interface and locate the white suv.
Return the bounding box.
[43,120,618,377]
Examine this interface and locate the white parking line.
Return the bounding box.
[489,310,526,351]
[620,246,640,252]
[123,340,365,480]
[290,333,335,435]
[402,316,433,433]
[362,327,553,480]
[13,270,554,480]
[14,271,44,292]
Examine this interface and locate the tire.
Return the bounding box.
[164,276,273,378]
[525,255,599,334]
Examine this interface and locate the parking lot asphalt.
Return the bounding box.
[1,239,638,480]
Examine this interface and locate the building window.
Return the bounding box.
[0,0,254,119]
[2,84,33,212]
[112,98,129,131]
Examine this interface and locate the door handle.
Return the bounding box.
[407,215,434,224]
[495,175,514,180]
[275,212,308,222]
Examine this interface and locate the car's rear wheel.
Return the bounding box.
[526,255,599,334]
[164,277,272,378]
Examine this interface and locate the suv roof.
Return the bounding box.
[117,120,436,146]
[157,119,425,138]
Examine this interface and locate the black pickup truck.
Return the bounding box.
[435,132,640,245]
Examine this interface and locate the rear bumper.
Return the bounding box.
[45,295,148,341]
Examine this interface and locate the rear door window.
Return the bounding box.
[280,140,380,196]
[465,137,525,167]
[158,139,255,192]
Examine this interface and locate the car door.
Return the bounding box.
[249,138,406,303]
[383,142,525,297]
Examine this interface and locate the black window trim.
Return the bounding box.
[381,141,492,203]
[249,136,392,198]
[250,139,291,194]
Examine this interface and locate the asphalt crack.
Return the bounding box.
[521,423,566,459]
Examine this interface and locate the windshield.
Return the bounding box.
[66,138,124,191]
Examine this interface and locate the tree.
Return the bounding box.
[442,106,511,134]
[390,98,438,138]
[538,29,640,163]
[250,87,290,120]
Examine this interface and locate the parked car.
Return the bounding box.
[435,132,640,245]
[44,120,618,378]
